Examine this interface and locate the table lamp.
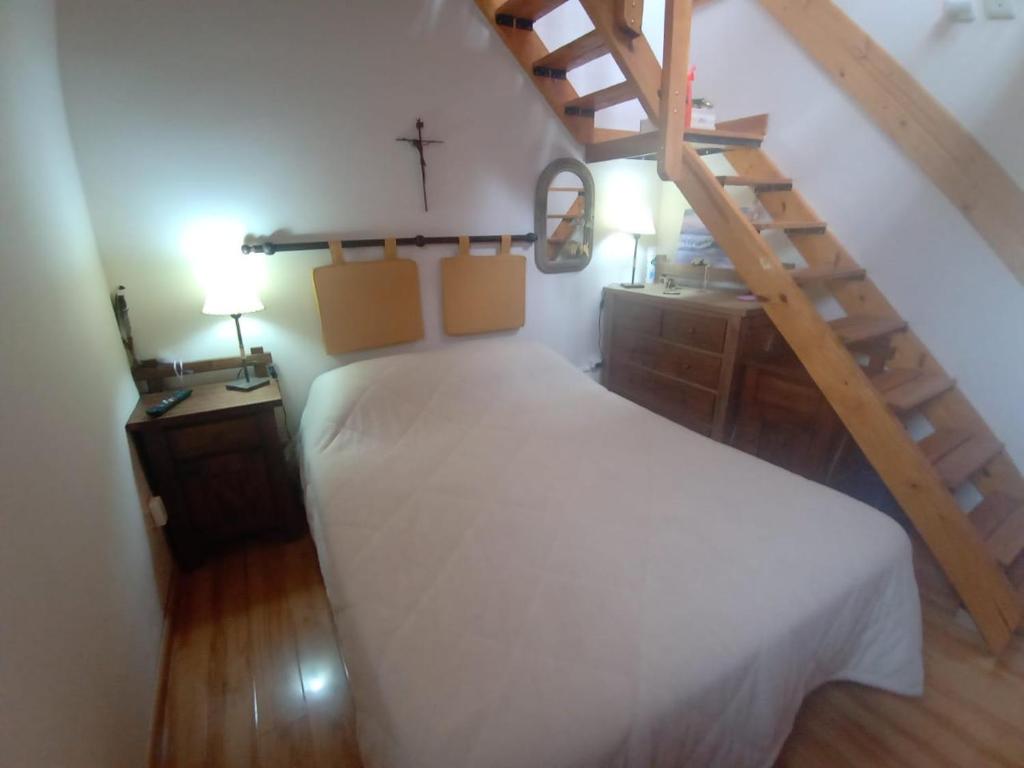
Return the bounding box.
[618,206,656,289]
[202,269,269,392]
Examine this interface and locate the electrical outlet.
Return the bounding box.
[984,0,1016,18]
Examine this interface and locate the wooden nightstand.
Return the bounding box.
[127,379,304,569]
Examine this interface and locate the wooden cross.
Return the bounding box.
[396,118,443,212]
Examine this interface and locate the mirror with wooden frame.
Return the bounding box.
[534,158,595,274]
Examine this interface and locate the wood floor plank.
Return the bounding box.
[246,543,317,767]
[158,537,1024,768]
[206,549,257,767]
[160,560,214,767]
[284,537,361,767]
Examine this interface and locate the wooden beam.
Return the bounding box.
[759,0,1024,285]
[614,0,644,37]
[716,113,769,136]
[659,0,694,180]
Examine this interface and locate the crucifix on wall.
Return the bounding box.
[396,118,443,212]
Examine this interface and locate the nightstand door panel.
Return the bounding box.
[177,450,277,543]
[168,417,262,460]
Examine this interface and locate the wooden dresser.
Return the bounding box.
[599,284,889,497]
[600,284,777,441]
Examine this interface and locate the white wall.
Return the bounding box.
[539,0,1024,467]
[56,0,630,425]
[0,2,171,766]
[689,0,1024,467]
[836,0,1024,186]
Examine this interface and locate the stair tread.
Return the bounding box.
[969,492,1018,540]
[870,368,923,393]
[565,82,635,112]
[828,315,908,345]
[584,129,762,163]
[933,433,1004,489]
[988,503,1024,566]
[496,0,568,21]
[873,369,955,413]
[534,30,608,73]
[917,428,973,464]
[684,127,764,147]
[717,175,793,191]
[754,220,828,234]
[1007,549,1024,592]
[790,265,866,284]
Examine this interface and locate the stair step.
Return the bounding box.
[717,175,793,192]
[685,127,764,147]
[872,369,955,413]
[495,0,568,25]
[917,428,973,464]
[584,128,763,163]
[754,220,828,235]
[790,265,866,285]
[1008,550,1024,592]
[564,82,635,116]
[969,492,1017,539]
[829,315,908,346]
[933,434,1004,489]
[988,501,1024,566]
[533,30,608,78]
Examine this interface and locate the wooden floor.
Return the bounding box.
[155,536,1024,768]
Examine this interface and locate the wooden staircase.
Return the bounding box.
[476,0,1024,653]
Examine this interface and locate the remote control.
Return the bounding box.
[145,389,193,418]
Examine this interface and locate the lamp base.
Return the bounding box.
[226,377,270,392]
[620,282,645,289]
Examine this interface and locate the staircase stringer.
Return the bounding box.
[577,2,1021,652]
[668,146,1019,652]
[726,147,1024,504]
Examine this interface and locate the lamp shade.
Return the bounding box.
[202,262,265,316]
[611,203,656,237]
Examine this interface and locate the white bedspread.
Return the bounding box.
[299,340,923,768]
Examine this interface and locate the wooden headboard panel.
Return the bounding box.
[441,235,526,336]
[312,239,424,354]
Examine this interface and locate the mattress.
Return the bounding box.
[299,339,923,768]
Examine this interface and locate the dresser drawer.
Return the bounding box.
[608,362,716,434]
[611,329,722,391]
[661,309,727,353]
[167,416,263,460]
[614,300,662,336]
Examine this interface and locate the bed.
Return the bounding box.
[299,339,923,768]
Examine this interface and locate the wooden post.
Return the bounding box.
[659,0,693,181]
[614,0,645,37]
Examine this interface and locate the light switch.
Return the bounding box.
[984,0,1016,18]
[945,0,976,21]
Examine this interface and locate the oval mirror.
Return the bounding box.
[534,158,595,274]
